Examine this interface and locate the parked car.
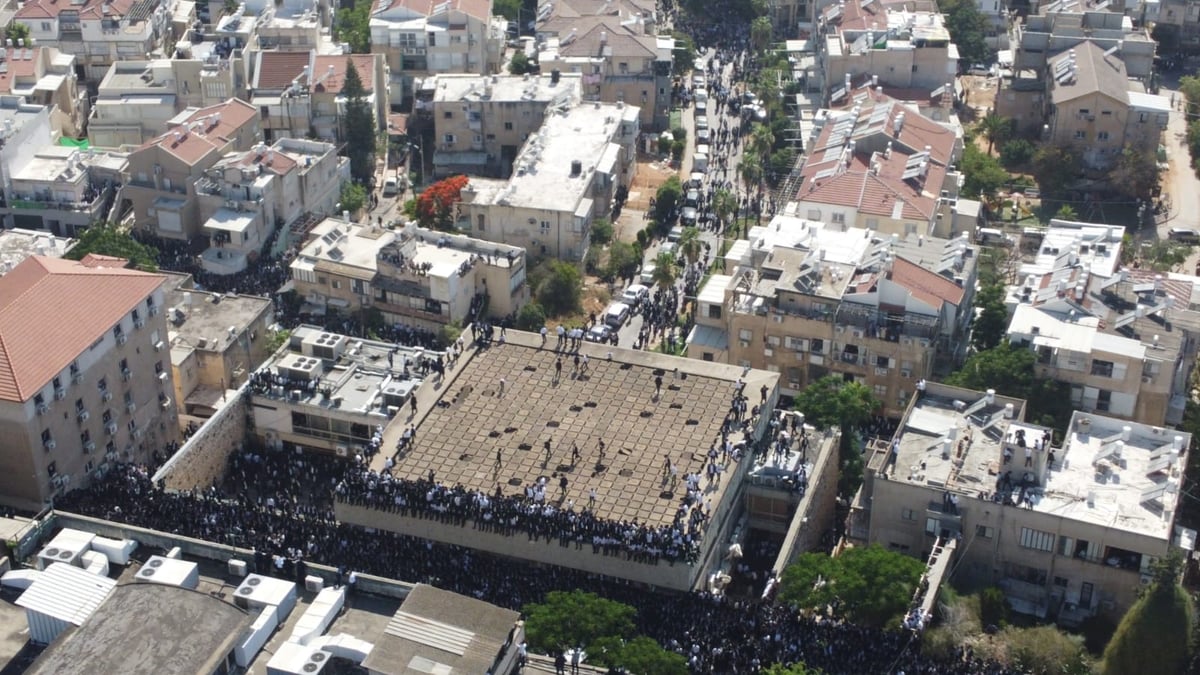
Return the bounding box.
[604,302,632,328]
[621,283,650,306]
[1168,227,1200,244]
[695,115,709,131]
[585,324,613,342]
[696,128,712,144]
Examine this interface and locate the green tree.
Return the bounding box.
[340,58,376,184]
[1054,204,1079,221]
[939,0,990,65]
[1179,74,1200,108]
[740,153,764,191]
[946,343,1073,429]
[493,0,520,20]
[66,223,159,271]
[749,124,776,158]
[712,188,738,233]
[999,139,1035,168]
[609,636,688,675]
[5,21,30,44]
[793,376,879,494]
[265,329,291,355]
[678,226,703,266]
[1005,626,1092,675]
[339,182,367,213]
[671,32,696,76]
[960,142,1009,198]
[605,241,641,282]
[534,260,582,316]
[515,302,547,331]
[590,218,614,246]
[653,175,683,230]
[1103,554,1193,675]
[509,50,532,75]
[1107,145,1159,200]
[978,586,1010,628]
[650,250,678,291]
[978,113,1011,154]
[762,664,823,675]
[751,16,774,51]
[779,545,925,626]
[523,590,636,655]
[971,283,1008,352]
[334,2,370,53]
[1032,145,1080,197]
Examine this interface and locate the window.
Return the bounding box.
[443,111,452,119]
[98,378,107,392]
[975,525,994,539]
[810,338,824,354]
[80,430,90,445]
[41,429,51,443]
[113,324,123,338]
[47,462,56,477]
[925,518,939,535]
[707,304,722,320]
[738,329,753,341]
[874,384,887,398]
[1053,576,1069,588]
[131,308,141,323]
[75,398,84,413]
[442,133,456,144]
[53,376,62,391]
[154,361,164,375]
[539,221,551,232]
[1074,130,1086,140]
[34,393,44,406]
[618,62,628,74]
[1078,109,1090,116]
[1097,131,1110,142]
[901,508,915,521]
[1090,359,1114,377]
[1019,527,1054,552]
[702,352,714,361]
[832,212,846,224]
[504,122,513,130]
[40,22,51,31]
[332,280,342,290]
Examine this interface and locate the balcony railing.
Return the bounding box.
[9,191,101,213]
[835,302,942,341]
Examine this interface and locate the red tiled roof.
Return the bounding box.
[254,51,311,91]
[17,0,136,20]
[889,256,964,309]
[139,98,258,165]
[0,256,165,403]
[311,55,377,94]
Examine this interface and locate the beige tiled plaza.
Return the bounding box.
[388,341,739,528]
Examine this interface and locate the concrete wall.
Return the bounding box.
[335,503,701,590]
[153,385,250,490]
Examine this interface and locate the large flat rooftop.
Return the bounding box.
[384,339,774,529]
[163,274,272,352]
[0,229,73,275]
[425,72,581,105]
[1044,412,1190,539]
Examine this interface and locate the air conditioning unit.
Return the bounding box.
[148,305,159,317]
[101,391,113,402]
[116,334,127,346]
[304,576,324,592]
[77,410,89,423]
[133,428,143,439]
[335,445,349,457]
[71,372,83,384]
[835,326,845,335]
[133,318,145,329]
[121,369,132,381]
[153,341,164,351]
[126,403,137,414]
[772,314,783,323]
[901,369,912,378]
[106,423,118,435]
[53,388,66,401]
[764,348,774,357]
[160,397,171,409]
[875,367,888,376]
[1142,375,1153,383]
[158,372,168,382]
[43,439,56,451]
[36,403,49,415]
[83,441,95,453]
[852,329,863,338]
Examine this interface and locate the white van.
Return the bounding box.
[382,176,399,196]
[604,302,632,328]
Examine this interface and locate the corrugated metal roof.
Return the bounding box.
[17,563,116,626]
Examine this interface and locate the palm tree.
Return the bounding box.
[749,124,775,158]
[651,250,678,292]
[978,113,1011,154]
[740,154,764,192]
[712,188,737,233]
[678,226,703,266]
[750,16,774,52]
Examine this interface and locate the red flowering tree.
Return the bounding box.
[415,174,469,231]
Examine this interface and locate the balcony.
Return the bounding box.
[8,189,103,213]
[835,302,941,341]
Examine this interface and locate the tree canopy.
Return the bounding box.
[779,545,925,626]
[533,260,582,316]
[945,342,1073,430]
[339,182,367,214]
[1031,145,1081,197]
[970,283,1008,352]
[1107,145,1160,200]
[415,175,469,230]
[960,142,1009,198]
[509,50,533,75]
[333,2,371,53]
[341,58,377,184]
[653,175,683,230]
[515,302,547,331]
[671,32,696,76]
[792,375,878,432]
[939,0,990,65]
[65,224,159,271]
[1102,555,1194,675]
[762,663,823,675]
[5,21,30,44]
[524,590,636,654]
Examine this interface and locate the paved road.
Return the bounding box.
[1157,76,1200,236]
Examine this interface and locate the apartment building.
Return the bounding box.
[457,99,639,260]
[6,145,126,236]
[14,0,175,82]
[0,229,75,275]
[249,325,431,453]
[998,9,1155,134]
[290,216,528,330]
[1041,43,1168,170]
[817,0,959,101]
[536,22,674,131]
[0,43,83,137]
[248,51,388,142]
[194,137,347,274]
[792,92,965,239]
[1004,221,1196,427]
[417,72,581,177]
[849,381,1193,620]
[689,215,977,417]
[88,57,240,149]
[0,255,180,508]
[254,0,328,52]
[163,274,274,419]
[1155,0,1200,50]
[369,0,504,108]
[120,98,262,241]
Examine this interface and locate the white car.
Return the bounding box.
[621,283,650,306]
[695,115,709,131]
[696,128,712,144]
